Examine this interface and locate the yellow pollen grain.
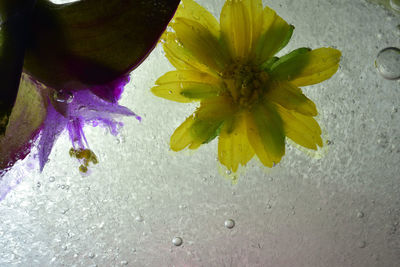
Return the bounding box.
[69,148,99,173]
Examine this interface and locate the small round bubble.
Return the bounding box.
[375,47,400,80]
[135,215,144,222]
[358,241,367,248]
[224,219,235,229]
[53,90,74,103]
[172,237,183,246]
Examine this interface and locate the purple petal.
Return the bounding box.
[89,75,130,103]
[69,90,140,120]
[37,102,68,171]
[66,117,88,149]
[95,118,123,136]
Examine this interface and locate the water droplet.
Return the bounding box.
[36,182,41,188]
[326,140,334,145]
[49,176,55,182]
[147,195,152,200]
[375,47,400,80]
[226,170,232,175]
[357,211,364,218]
[266,204,272,209]
[268,177,274,182]
[172,237,183,246]
[135,215,144,222]
[61,208,69,215]
[224,219,235,229]
[390,0,400,11]
[78,105,86,112]
[120,260,128,265]
[53,90,74,103]
[88,252,95,259]
[358,241,367,248]
[60,184,65,190]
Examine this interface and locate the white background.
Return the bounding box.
[1,0,399,266]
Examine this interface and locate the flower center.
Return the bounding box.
[221,61,269,109]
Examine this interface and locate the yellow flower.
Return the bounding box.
[152,0,341,173]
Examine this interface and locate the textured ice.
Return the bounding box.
[0,0,399,266]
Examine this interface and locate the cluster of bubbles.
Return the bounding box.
[172,219,236,246]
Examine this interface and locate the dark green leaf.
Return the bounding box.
[0,0,36,135]
[24,0,181,90]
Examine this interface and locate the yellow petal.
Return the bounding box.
[276,105,323,150]
[172,17,229,73]
[155,70,221,85]
[246,103,285,167]
[265,80,318,116]
[170,115,197,151]
[162,31,210,73]
[170,115,214,151]
[195,95,236,120]
[220,0,263,59]
[152,70,223,102]
[271,47,341,86]
[245,0,264,51]
[170,96,236,151]
[175,0,220,38]
[218,112,255,172]
[254,6,293,64]
[151,83,221,102]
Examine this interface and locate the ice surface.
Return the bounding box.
[1,0,400,266]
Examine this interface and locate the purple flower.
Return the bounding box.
[38,75,140,173]
[0,0,180,201]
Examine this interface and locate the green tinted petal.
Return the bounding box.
[172,17,229,73]
[254,8,294,64]
[270,47,341,86]
[23,0,180,90]
[191,118,223,145]
[170,96,236,151]
[265,80,318,116]
[246,102,285,167]
[269,47,311,71]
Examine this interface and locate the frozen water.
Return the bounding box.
[1,0,400,266]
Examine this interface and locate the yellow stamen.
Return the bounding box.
[69,148,98,173]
